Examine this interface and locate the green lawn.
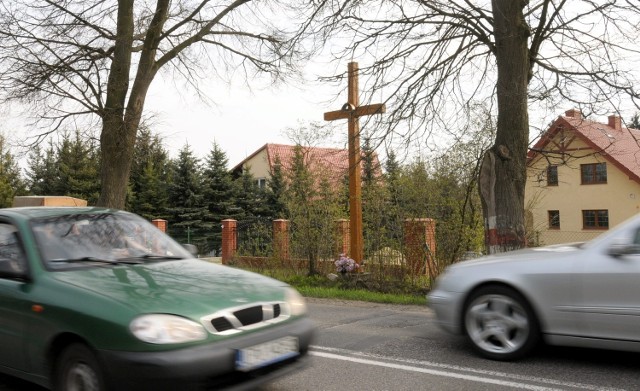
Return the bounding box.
[250,269,429,306]
[296,285,427,305]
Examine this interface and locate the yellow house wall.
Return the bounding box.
[241,149,271,181]
[525,135,640,245]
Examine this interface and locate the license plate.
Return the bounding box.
[235,336,299,371]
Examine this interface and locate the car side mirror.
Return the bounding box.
[608,243,640,258]
[182,244,198,257]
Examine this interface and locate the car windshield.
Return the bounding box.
[31,212,191,270]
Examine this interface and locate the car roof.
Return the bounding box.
[0,207,123,221]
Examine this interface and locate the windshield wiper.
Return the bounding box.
[49,257,143,265]
[116,254,185,262]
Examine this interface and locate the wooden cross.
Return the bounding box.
[324,62,386,266]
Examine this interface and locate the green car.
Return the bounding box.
[0,207,314,390]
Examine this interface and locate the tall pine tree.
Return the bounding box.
[0,134,26,207]
[26,140,59,196]
[362,136,378,186]
[166,143,207,250]
[54,131,100,204]
[129,128,170,219]
[631,113,640,130]
[383,149,404,246]
[235,167,268,219]
[361,136,391,257]
[266,155,287,219]
[285,146,321,275]
[202,142,238,254]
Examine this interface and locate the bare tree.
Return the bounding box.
[0,0,300,208]
[301,0,640,252]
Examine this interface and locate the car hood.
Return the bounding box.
[50,259,287,318]
[449,243,583,271]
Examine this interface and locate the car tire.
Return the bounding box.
[463,285,540,361]
[54,343,106,391]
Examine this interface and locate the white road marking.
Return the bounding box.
[310,346,625,391]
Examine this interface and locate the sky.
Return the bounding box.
[7,58,640,174]
[4,59,352,171]
[144,65,349,169]
[5,4,640,173]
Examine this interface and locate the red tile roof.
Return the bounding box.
[528,111,640,183]
[233,143,380,183]
[267,144,349,179]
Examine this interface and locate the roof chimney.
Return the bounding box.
[565,109,582,119]
[608,115,621,130]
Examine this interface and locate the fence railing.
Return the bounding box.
[221,218,437,279]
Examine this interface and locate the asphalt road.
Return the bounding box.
[2,298,640,390]
[263,298,640,391]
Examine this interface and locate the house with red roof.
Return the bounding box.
[525,109,640,245]
[231,143,379,190]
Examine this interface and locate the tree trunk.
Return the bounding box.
[480,0,530,253]
[96,0,166,209]
[98,115,137,208]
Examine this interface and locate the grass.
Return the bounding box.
[296,285,427,305]
[244,267,429,306]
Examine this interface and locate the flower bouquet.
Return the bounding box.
[335,253,359,274]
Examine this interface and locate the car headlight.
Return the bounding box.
[285,287,307,316]
[130,314,207,344]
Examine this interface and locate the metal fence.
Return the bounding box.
[236,217,274,258]
[528,230,604,247]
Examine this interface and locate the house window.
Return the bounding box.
[581,163,607,184]
[548,210,560,229]
[582,210,609,229]
[256,178,267,189]
[547,166,558,186]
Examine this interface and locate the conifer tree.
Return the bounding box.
[233,166,273,258]
[129,128,170,219]
[360,137,391,258]
[202,142,238,254]
[132,161,169,221]
[362,136,378,186]
[203,143,238,219]
[383,149,404,245]
[0,134,26,207]
[235,167,268,219]
[385,149,401,191]
[26,140,59,196]
[287,146,315,207]
[266,155,287,219]
[631,113,640,130]
[284,145,345,275]
[286,146,318,274]
[166,143,207,250]
[55,131,100,204]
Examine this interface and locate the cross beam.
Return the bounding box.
[324,62,386,266]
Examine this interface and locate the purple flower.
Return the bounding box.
[335,253,359,273]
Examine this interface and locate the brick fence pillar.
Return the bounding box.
[404,218,436,275]
[273,219,289,262]
[335,219,350,257]
[151,219,168,233]
[221,219,237,265]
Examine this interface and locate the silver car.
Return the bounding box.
[427,214,640,360]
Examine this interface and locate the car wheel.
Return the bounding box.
[55,343,105,391]
[463,285,539,360]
